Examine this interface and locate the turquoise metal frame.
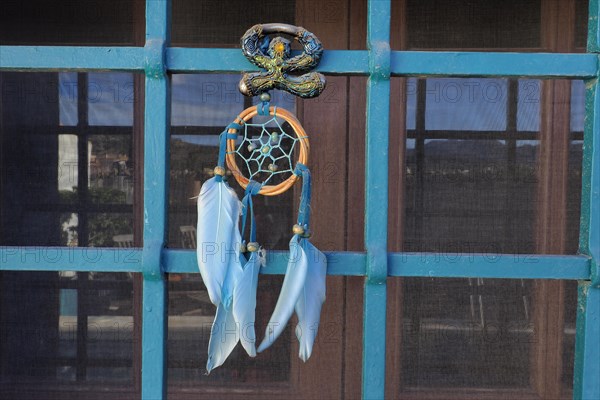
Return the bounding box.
[0,1,598,399]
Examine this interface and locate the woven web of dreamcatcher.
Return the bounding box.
[231,116,302,185]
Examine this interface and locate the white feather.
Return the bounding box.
[205,233,244,373]
[206,300,239,373]
[196,177,242,306]
[294,240,327,361]
[257,235,308,353]
[233,251,261,357]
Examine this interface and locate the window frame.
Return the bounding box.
[0,1,599,400]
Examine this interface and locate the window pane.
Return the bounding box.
[1,72,138,248]
[399,78,582,392]
[0,0,141,45]
[405,0,541,49]
[0,271,135,392]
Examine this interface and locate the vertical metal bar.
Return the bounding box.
[573,282,600,399]
[574,1,600,395]
[588,0,600,53]
[141,1,170,399]
[579,48,600,287]
[573,75,600,400]
[363,1,391,398]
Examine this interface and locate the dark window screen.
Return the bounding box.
[0,0,139,46]
[406,0,541,49]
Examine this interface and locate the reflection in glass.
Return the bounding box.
[88,73,134,126]
[424,78,507,131]
[171,74,246,127]
[88,135,134,204]
[0,272,134,386]
[88,214,134,248]
[402,277,534,388]
[517,79,541,132]
[58,134,79,196]
[571,80,584,133]
[59,73,78,126]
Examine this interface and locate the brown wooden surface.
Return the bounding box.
[531,1,576,399]
[291,1,350,399]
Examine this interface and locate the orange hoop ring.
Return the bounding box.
[225,106,309,196]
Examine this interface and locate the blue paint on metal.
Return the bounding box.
[388,253,591,280]
[167,48,369,75]
[391,52,598,78]
[580,80,600,286]
[2,46,597,78]
[163,249,367,275]
[363,0,391,399]
[574,3,600,399]
[589,0,600,53]
[0,247,142,272]
[145,39,167,79]
[140,0,170,399]
[1,247,589,281]
[0,46,145,71]
[573,282,600,399]
[141,278,168,398]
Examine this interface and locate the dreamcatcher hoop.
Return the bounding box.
[225,105,310,196]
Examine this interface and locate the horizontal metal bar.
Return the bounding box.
[2,47,597,79]
[388,253,591,280]
[392,52,598,78]
[163,249,591,280]
[1,247,590,280]
[169,49,598,78]
[166,48,369,74]
[0,247,142,272]
[0,46,145,71]
[162,249,367,275]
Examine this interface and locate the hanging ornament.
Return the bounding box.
[196,23,327,373]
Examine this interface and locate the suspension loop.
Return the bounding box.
[226,105,310,196]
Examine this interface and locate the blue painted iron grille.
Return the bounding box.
[0,1,598,399]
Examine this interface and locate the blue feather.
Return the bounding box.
[196,177,242,306]
[206,245,244,373]
[206,300,239,373]
[233,251,261,357]
[257,235,308,353]
[294,240,327,361]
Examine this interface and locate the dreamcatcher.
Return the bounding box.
[196,23,328,372]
